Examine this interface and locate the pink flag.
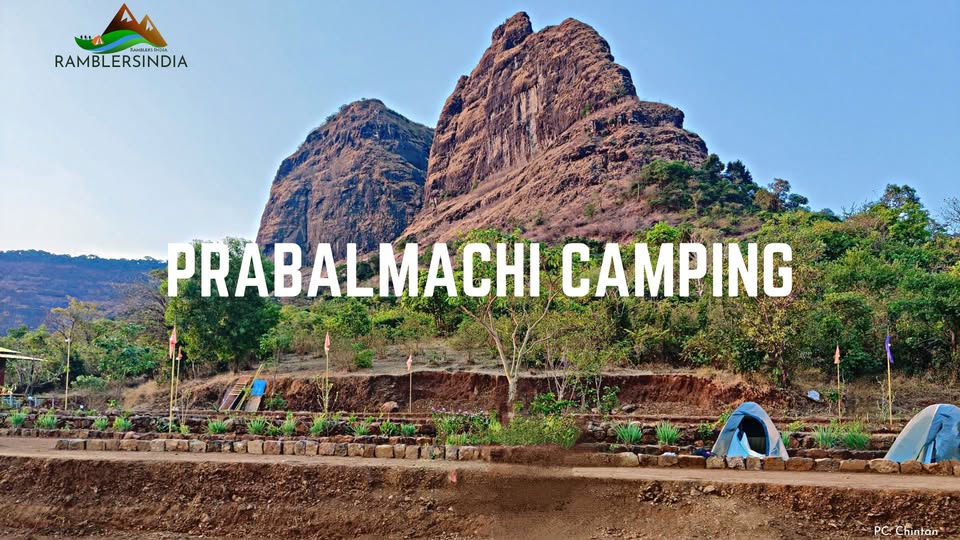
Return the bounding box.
[168,326,177,359]
[406,354,412,372]
[324,332,331,354]
[834,344,840,365]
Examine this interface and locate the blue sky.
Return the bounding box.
[0,1,957,259]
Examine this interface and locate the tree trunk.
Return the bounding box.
[507,377,517,404]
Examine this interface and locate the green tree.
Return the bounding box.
[163,239,280,374]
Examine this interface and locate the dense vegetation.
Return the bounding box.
[2,156,958,406]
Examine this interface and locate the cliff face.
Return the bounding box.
[256,99,433,259]
[403,12,708,243]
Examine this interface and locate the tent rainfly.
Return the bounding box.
[711,401,789,459]
[884,404,960,464]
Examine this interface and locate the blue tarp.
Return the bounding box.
[250,379,267,397]
[885,404,960,464]
[711,402,789,459]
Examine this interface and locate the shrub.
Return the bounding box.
[263,392,287,411]
[400,424,416,437]
[696,422,713,442]
[353,348,374,369]
[529,393,575,416]
[35,411,58,430]
[113,416,133,432]
[379,419,399,437]
[599,386,620,414]
[281,412,298,436]
[614,423,643,445]
[654,421,679,445]
[350,418,372,436]
[7,411,27,428]
[179,422,191,435]
[207,419,227,435]
[73,375,107,391]
[247,416,268,435]
[840,421,870,450]
[92,417,109,431]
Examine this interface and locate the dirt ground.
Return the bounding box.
[0,438,956,539]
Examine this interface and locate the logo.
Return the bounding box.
[75,3,167,54]
[56,3,187,69]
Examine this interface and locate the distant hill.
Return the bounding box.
[0,250,164,332]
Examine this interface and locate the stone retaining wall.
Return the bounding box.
[53,437,959,476]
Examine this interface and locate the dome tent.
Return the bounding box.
[884,404,960,464]
[711,402,789,459]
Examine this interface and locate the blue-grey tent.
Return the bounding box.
[885,404,960,464]
[711,402,789,459]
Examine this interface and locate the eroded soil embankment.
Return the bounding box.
[0,456,955,539]
[180,371,781,416]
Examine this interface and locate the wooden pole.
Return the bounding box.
[167,352,176,432]
[409,369,413,413]
[886,359,893,428]
[323,349,330,414]
[836,360,842,422]
[64,337,71,411]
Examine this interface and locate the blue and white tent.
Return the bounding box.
[885,404,960,464]
[711,402,789,459]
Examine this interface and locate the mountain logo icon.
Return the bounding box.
[74,3,168,54]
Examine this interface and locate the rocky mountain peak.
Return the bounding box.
[256,100,433,260]
[491,11,533,51]
[403,13,706,244]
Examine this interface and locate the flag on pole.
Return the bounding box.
[177,346,183,361]
[324,332,331,354]
[885,335,894,364]
[168,326,177,359]
[406,354,413,372]
[834,344,840,365]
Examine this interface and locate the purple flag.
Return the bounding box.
[885,335,894,365]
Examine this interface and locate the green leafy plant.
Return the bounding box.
[267,425,281,437]
[614,423,643,445]
[599,386,620,414]
[350,418,371,436]
[92,416,109,431]
[7,411,27,428]
[697,422,713,441]
[113,416,133,432]
[379,419,399,437]
[353,348,374,369]
[495,414,580,448]
[179,422,190,435]
[840,421,870,450]
[207,418,227,435]
[35,411,58,430]
[309,413,341,436]
[400,423,416,437]
[281,412,298,436]
[780,420,805,446]
[529,393,575,416]
[247,416,267,435]
[264,392,287,411]
[713,408,733,430]
[654,421,679,445]
[446,433,469,445]
[812,424,839,449]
